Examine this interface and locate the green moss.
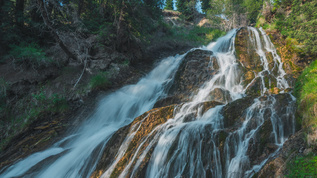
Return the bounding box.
[166,25,225,45]
[286,153,317,177]
[294,60,317,129]
[0,88,69,151]
[7,42,53,68]
[89,72,111,90]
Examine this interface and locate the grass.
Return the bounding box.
[167,25,226,45]
[89,72,111,90]
[0,89,69,151]
[294,60,317,129]
[286,153,317,177]
[7,42,53,69]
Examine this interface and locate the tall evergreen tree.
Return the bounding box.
[201,0,211,13]
[165,0,173,10]
[176,0,189,13]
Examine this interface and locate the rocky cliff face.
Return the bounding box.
[89,27,302,177]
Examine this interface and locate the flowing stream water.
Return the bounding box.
[0,27,296,178]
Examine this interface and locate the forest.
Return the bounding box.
[0,0,317,177]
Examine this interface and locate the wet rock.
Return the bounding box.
[92,101,222,177]
[245,77,262,96]
[256,130,306,178]
[89,60,110,70]
[235,27,262,72]
[155,49,215,107]
[89,125,130,178]
[91,105,176,178]
[221,96,255,129]
[208,88,231,104]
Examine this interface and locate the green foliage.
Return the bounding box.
[176,0,197,21]
[201,0,211,13]
[243,0,262,24]
[272,0,317,56]
[8,43,52,68]
[0,88,69,151]
[294,60,317,128]
[165,0,174,10]
[287,153,317,177]
[30,89,69,116]
[167,25,225,45]
[90,72,111,90]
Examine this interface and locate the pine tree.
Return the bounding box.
[176,0,188,13]
[201,0,211,13]
[165,0,173,10]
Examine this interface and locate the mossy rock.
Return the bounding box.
[109,105,176,178]
[221,96,255,129]
[159,49,215,107]
[245,77,262,97]
[103,101,222,177]
[235,27,262,71]
[207,88,232,104]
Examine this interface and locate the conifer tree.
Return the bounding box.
[165,0,173,10]
[201,0,211,13]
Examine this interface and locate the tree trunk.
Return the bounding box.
[37,0,78,61]
[77,0,84,18]
[0,0,4,25]
[15,0,24,29]
[116,0,127,51]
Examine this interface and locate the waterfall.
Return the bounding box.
[0,27,296,178]
[101,27,295,178]
[0,53,187,178]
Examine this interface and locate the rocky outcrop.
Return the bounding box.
[265,29,307,87]
[90,91,296,177]
[235,27,297,97]
[155,49,216,107]
[235,27,263,72]
[221,96,255,129]
[91,101,222,177]
[256,130,306,177]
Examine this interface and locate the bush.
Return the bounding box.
[295,60,317,129]
[89,72,111,90]
[8,42,52,69]
[30,90,69,117]
[167,25,225,45]
[273,0,317,56]
[287,154,317,177]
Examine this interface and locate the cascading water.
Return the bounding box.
[99,27,296,178]
[0,27,296,178]
[0,52,187,178]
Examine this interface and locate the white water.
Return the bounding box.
[1,27,296,178]
[0,53,187,178]
[101,27,296,178]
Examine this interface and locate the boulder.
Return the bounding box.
[155,49,216,107]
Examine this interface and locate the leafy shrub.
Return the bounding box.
[295,60,317,129]
[8,42,52,69]
[287,154,317,177]
[273,0,317,56]
[31,90,69,117]
[89,72,111,90]
[167,25,225,45]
